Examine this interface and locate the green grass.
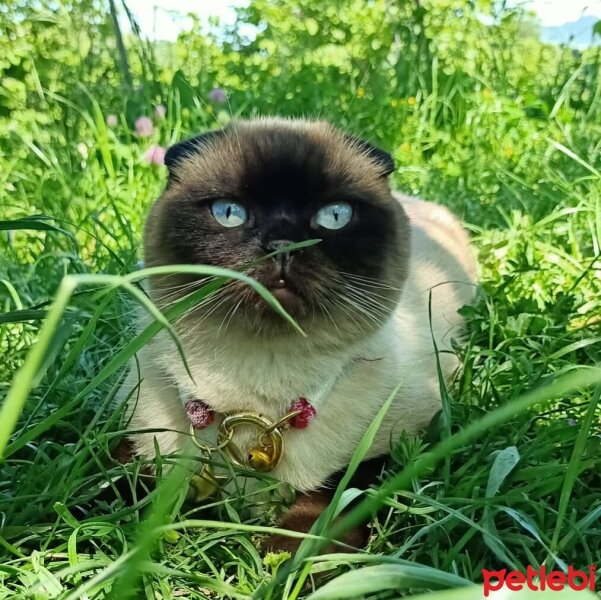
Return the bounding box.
[2,11,601,599]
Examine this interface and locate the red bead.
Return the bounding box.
[185,400,215,429]
[289,397,316,429]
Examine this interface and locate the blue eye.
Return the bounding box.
[211,200,248,228]
[314,202,353,230]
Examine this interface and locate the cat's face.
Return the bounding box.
[145,118,410,342]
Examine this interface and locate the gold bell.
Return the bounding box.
[218,413,284,473]
[247,446,277,472]
[189,465,226,502]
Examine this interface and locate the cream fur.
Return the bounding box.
[123,193,477,492]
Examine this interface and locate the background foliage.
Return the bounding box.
[0,0,600,598]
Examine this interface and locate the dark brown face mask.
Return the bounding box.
[143,119,410,339]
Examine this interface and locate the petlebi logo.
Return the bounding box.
[482,565,597,596]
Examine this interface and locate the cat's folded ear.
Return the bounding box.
[164,130,225,183]
[347,135,395,177]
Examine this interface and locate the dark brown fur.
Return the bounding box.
[263,456,388,553]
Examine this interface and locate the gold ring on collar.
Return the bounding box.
[217,413,284,472]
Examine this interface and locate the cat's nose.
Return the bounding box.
[263,239,298,273]
[264,239,296,253]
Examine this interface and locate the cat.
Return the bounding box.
[120,117,477,551]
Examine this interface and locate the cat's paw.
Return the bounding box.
[261,491,370,555]
[262,532,305,554]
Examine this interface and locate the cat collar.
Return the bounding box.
[185,398,316,500]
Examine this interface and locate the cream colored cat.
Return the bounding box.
[120,118,477,547]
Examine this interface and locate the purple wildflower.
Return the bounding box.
[154,104,167,119]
[135,116,154,137]
[106,114,118,127]
[208,88,227,103]
[144,145,166,165]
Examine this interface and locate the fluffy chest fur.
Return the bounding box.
[168,334,351,416]
[131,317,431,491]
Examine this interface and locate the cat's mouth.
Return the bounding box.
[267,279,304,310]
[266,277,306,314]
[270,286,302,308]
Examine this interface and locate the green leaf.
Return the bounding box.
[306,564,470,599]
[0,277,77,459]
[29,551,64,598]
[550,385,601,554]
[0,309,48,325]
[171,69,196,109]
[486,445,520,497]
[0,216,78,249]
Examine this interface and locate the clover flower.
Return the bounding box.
[144,145,166,165]
[135,116,154,137]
